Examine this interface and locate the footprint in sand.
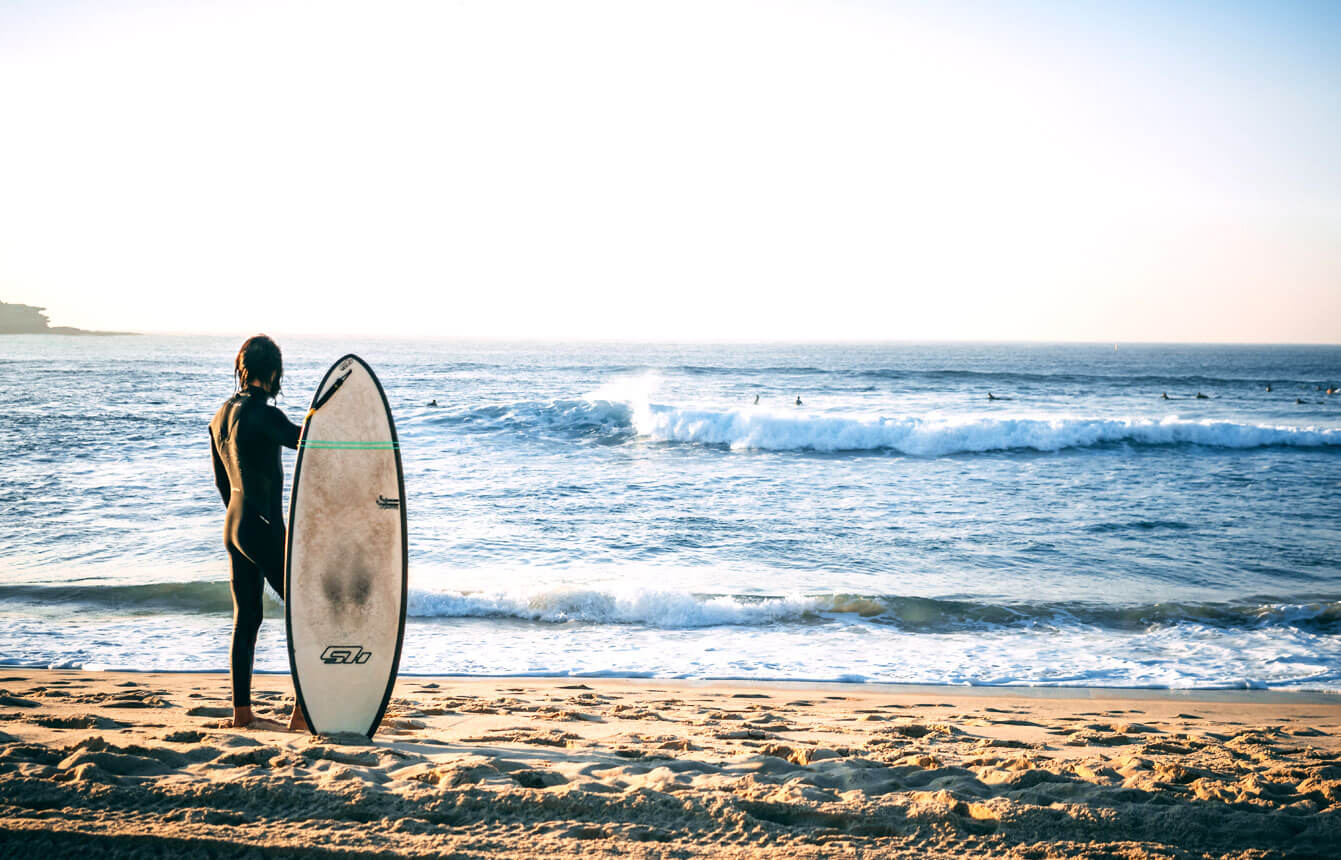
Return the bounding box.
[101,690,172,709]
[186,706,233,718]
[29,714,131,730]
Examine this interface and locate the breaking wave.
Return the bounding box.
[406,589,1341,633]
[5,581,1338,634]
[633,409,1340,454]
[411,398,1341,455]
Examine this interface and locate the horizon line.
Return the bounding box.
[25,330,1341,348]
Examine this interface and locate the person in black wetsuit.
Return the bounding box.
[210,335,308,731]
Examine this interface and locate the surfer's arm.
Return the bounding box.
[210,432,231,507]
[267,406,301,450]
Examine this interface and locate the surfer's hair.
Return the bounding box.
[235,335,283,396]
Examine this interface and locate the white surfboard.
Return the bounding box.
[286,354,407,737]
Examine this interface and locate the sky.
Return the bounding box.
[0,0,1338,342]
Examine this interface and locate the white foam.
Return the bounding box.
[408,586,820,627]
[16,614,1341,692]
[629,407,1341,454]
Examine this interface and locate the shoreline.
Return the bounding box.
[3,668,1339,856]
[26,666,1341,703]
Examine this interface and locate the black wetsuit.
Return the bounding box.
[210,386,300,708]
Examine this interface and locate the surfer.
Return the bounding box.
[1161,392,1170,400]
[795,396,802,406]
[428,399,438,407]
[987,392,998,401]
[209,335,309,733]
[1265,385,1272,392]
[753,394,760,405]
[1195,392,1209,399]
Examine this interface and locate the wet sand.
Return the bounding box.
[1,670,1339,857]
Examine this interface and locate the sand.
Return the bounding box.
[0,671,1339,858]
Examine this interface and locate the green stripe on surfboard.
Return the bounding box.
[300,440,399,449]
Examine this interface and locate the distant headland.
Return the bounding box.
[0,301,137,336]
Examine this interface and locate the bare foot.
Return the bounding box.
[240,716,288,731]
[230,706,286,731]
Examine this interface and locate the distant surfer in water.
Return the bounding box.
[1161,392,1170,400]
[987,392,998,401]
[753,394,760,405]
[1196,392,1209,399]
[795,396,802,406]
[428,399,438,407]
[209,335,308,733]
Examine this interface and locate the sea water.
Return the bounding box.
[1,337,1338,690]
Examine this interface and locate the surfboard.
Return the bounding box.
[286,354,407,737]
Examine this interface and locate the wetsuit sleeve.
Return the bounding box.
[266,406,301,450]
[211,431,231,507]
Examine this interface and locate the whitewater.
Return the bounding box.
[1,337,1338,690]
[454,396,1341,455]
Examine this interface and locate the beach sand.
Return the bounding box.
[1,671,1339,858]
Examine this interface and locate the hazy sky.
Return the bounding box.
[1,0,1337,342]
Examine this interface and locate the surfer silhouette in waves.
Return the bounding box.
[209,335,309,733]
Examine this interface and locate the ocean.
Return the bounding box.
[1,336,1338,691]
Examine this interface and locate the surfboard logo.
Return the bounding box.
[376,495,400,509]
[321,645,372,665]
